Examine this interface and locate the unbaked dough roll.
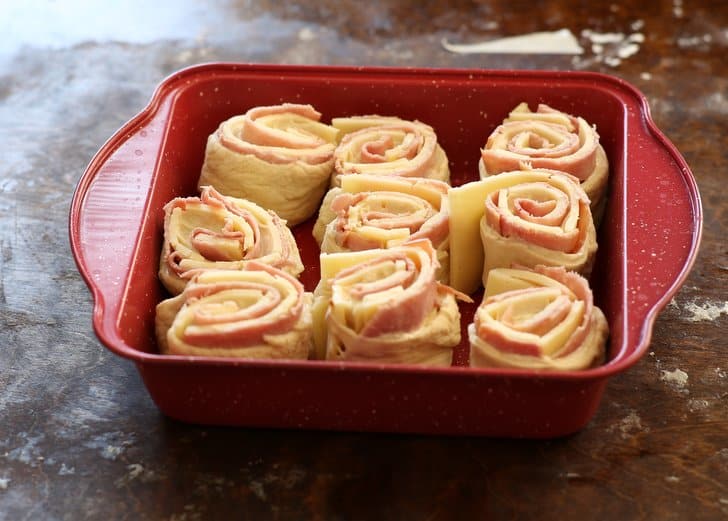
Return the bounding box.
[155,263,313,359]
[311,240,468,365]
[469,265,608,370]
[312,174,451,283]
[198,103,339,226]
[159,186,303,295]
[479,103,608,224]
[330,116,450,186]
[479,169,597,282]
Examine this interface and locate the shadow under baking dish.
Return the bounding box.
[70,64,701,438]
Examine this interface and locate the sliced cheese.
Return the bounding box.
[448,171,558,295]
[331,116,405,137]
[340,174,444,207]
[313,249,391,357]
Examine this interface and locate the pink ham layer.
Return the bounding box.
[164,186,294,278]
[334,122,438,177]
[218,103,334,165]
[481,104,599,181]
[483,172,589,253]
[328,188,449,251]
[474,265,595,357]
[331,239,439,338]
[178,261,305,348]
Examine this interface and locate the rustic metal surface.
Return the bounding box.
[1,1,726,519]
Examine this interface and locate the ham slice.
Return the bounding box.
[330,117,450,185]
[179,263,304,347]
[478,169,597,279]
[481,103,599,181]
[314,174,452,283]
[159,186,303,295]
[198,103,339,225]
[312,240,465,366]
[468,265,608,371]
[218,103,337,165]
[156,263,313,360]
[330,240,438,338]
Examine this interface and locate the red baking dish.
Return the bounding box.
[69,63,701,438]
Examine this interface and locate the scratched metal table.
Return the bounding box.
[1,1,726,519]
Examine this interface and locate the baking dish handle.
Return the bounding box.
[69,98,173,354]
[618,119,702,362]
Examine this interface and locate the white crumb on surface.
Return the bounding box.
[681,300,728,322]
[59,463,75,476]
[169,504,206,521]
[249,480,267,501]
[580,28,645,68]
[688,399,710,412]
[565,472,581,479]
[114,463,162,488]
[641,72,653,80]
[6,434,44,467]
[617,43,640,59]
[661,368,689,389]
[665,475,681,483]
[583,30,625,44]
[703,91,728,115]
[677,33,712,49]
[0,478,8,490]
[298,27,316,41]
[441,29,583,54]
[102,445,124,460]
[610,410,648,439]
[673,0,684,18]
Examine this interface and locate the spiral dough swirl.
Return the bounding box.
[469,265,607,370]
[156,263,313,359]
[159,186,303,295]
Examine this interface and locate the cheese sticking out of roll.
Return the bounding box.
[311,240,468,365]
[448,169,597,295]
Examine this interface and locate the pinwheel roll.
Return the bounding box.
[159,186,303,295]
[479,103,608,224]
[469,265,608,370]
[330,116,450,186]
[198,103,340,226]
[312,174,451,283]
[479,169,597,283]
[311,240,468,365]
[155,263,313,359]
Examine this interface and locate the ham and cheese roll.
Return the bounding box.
[330,115,450,186]
[198,103,340,226]
[312,174,451,283]
[469,266,608,370]
[159,186,303,295]
[311,240,467,365]
[479,169,597,283]
[155,263,313,359]
[480,103,609,224]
